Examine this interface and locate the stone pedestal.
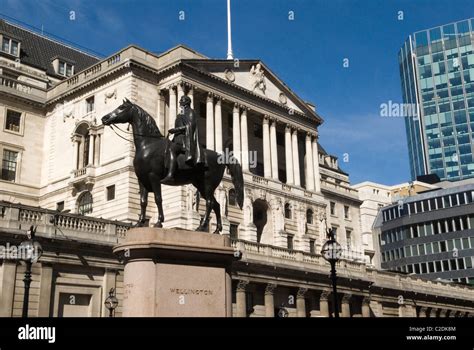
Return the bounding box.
[113,228,236,317]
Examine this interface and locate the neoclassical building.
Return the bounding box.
[0,19,473,317]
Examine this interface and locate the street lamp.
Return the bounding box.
[19,226,43,318]
[320,214,342,318]
[104,288,119,317]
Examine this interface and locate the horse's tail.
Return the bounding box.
[226,160,244,209]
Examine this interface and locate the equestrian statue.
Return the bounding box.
[101,96,244,233]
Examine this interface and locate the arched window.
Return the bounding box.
[78,191,93,215]
[284,203,292,219]
[229,189,236,206]
[306,209,313,224]
[73,123,92,170]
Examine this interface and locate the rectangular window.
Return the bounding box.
[433,242,440,253]
[435,261,442,272]
[106,185,115,201]
[58,61,74,77]
[344,205,350,219]
[56,201,65,212]
[230,223,239,240]
[443,260,450,271]
[1,36,19,56]
[287,235,294,250]
[428,262,434,273]
[1,150,18,182]
[5,110,21,133]
[345,230,352,249]
[436,197,443,209]
[309,239,315,254]
[253,123,262,138]
[419,244,426,255]
[86,96,95,113]
[330,202,336,216]
[440,241,447,252]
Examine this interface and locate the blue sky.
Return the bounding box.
[2,0,474,185]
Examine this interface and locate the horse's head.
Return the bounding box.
[101,98,134,126]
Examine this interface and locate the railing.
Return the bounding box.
[321,179,359,197]
[73,167,87,178]
[0,75,47,100]
[1,201,131,243]
[232,239,365,272]
[55,214,106,234]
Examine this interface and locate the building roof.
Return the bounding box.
[0,19,99,78]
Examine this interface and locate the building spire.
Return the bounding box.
[226,0,233,60]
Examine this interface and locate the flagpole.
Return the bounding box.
[227,0,233,59]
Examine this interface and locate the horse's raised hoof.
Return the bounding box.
[212,229,220,235]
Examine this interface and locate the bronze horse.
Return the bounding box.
[101,98,243,233]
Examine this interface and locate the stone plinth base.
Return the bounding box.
[113,228,235,317]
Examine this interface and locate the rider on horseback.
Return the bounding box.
[161,95,205,185]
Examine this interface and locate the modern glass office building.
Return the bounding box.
[376,181,474,285]
[399,19,474,181]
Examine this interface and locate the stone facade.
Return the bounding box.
[0,21,473,317]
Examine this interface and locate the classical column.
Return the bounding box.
[341,294,351,318]
[240,107,249,171]
[447,310,457,317]
[177,82,185,105]
[188,86,194,108]
[206,93,214,150]
[37,263,53,317]
[418,307,427,318]
[102,269,117,317]
[312,132,321,192]
[156,89,166,133]
[214,97,223,154]
[233,104,241,164]
[305,132,314,191]
[439,309,448,317]
[292,128,301,186]
[0,261,17,317]
[264,283,276,317]
[168,85,177,131]
[88,134,94,166]
[429,308,438,317]
[71,134,81,170]
[296,288,307,317]
[362,297,371,317]
[319,291,330,317]
[269,118,278,180]
[285,125,294,184]
[93,131,101,166]
[235,280,248,317]
[262,116,271,178]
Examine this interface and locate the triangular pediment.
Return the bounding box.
[182,59,320,122]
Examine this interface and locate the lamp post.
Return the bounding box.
[104,288,119,317]
[19,226,43,318]
[319,214,342,318]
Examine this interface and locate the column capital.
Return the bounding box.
[233,103,240,111]
[71,133,82,143]
[285,124,293,132]
[168,84,177,91]
[306,131,312,140]
[320,290,330,301]
[206,93,214,102]
[342,293,352,303]
[297,288,308,298]
[263,115,270,124]
[236,280,249,292]
[265,283,277,295]
[362,296,371,305]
